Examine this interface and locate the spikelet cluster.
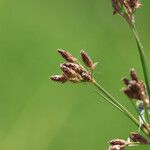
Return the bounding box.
[111,0,142,24]
[50,49,97,83]
[122,69,150,108]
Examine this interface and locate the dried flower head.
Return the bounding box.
[111,0,142,24]
[108,139,126,150]
[50,49,96,84]
[129,132,149,144]
[122,68,147,101]
[58,49,77,62]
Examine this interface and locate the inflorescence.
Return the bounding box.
[122,69,150,108]
[111,0,142,24]
[50,49,97,83]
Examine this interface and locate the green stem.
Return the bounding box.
[94,88,127,115]
[130,23,150,123]
[92,79,150,137]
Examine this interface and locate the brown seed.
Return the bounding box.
[58,49,77,62]
[50,75,67,83]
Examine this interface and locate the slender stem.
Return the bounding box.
[130,23,150,123]
[94,88,127,115]
[92,79,150,137]
[85,82,126,114]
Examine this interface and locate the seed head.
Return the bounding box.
[58,49,77,62]
[129,132,149,144]
[51,49,95,84]
[111,0,142,24]
[122,69,147,100]
[50,75,67,83]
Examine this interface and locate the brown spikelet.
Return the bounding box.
[109,139,126,146]
[130,68,138,81]
[129,132,149,144]
[108,139,126,150]
[81,72,92,81]
[111,0,122,15]
[122,77,130,85]
[126,0,142,10]
[63,62,86,75]
[58,49,77,62]
[80,50,94,69]
[60,64,76,78]
[50,75,67,83]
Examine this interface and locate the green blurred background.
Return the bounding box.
[0,0,150,150]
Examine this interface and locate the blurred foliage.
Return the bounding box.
[0,0,150,150]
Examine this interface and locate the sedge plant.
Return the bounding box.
[50,0,150,149]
